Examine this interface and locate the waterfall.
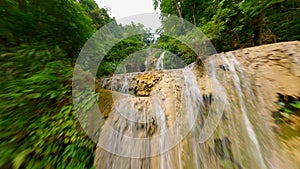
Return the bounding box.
[225,52,267,168]
[95,52,293,169]
[144,56,148,72]
[156,52,166,70]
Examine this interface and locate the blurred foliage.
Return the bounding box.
[0,0,155,168]
[0,0,114,168]
[0,44,97,168]
[274,95,300,124]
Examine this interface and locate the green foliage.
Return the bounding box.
[0,0,96,56]
[0,45,96,168]
[97,23,154,76]
[115,49,149,74]
[155,0,300,52]
[274,95,300,124]
[266,0,300,41]
[152,35,196,65]
[79,0,113,29]
[0,0,156,166]
[0,0,113,168]
[290,101,300,109]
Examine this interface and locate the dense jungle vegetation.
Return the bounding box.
[0,0,299,168]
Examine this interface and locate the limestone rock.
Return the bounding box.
[133,73,163,96]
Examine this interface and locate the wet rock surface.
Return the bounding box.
[231,41,300,111]
[94,41,300,169]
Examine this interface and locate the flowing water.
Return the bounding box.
[95,52,295,169]
[156,52,166,70]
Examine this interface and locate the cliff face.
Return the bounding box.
[205,41,300,166]
[234,41,300,166]
[229,41,300,111]
[95,41,300,169]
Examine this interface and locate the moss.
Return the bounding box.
[96,88,114,119]
[280,121,300,139]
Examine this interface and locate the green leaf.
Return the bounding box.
[290,101,300,109]
[13,149,33,169]
[280,112,290,119]
[282,107,292,113]
[26,93,42,99]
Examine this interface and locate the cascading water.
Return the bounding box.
[156,52,166,70]
[95,52,294,169]
[223,52,267,168]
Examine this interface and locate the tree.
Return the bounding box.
[153,0,300,52]
[239,0,285,46]
[0,0,113,168]
[97,23,154,76]
[79,0,113,29]
[0,0,96,56]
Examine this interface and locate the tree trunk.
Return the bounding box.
[192,0,197,26]
[18,0,26,11]
[0,37,7,48]
[253,12,265,46]
[176,0,183,21]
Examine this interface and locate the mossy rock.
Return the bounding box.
[96,88,114,119]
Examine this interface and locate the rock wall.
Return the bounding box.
[94,41,300,169]
[228,41,300,112]
[197,41,300,166]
